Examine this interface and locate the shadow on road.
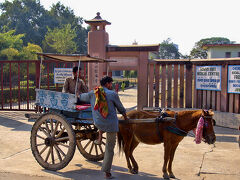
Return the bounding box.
[214,126,239,143]
[0,113,32,131]
[42,162,165,180]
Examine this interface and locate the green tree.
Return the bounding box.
[44,24,77,54]
[130,70,137,78]
[1,47,19,60]
[20,43,42,59]
[190,37,234,59]
[0,30,42,60]
[0,30,24,51]
[159,38,180,59]
[0,0,88,53]
[0,0,48,45]
[123,70,130,78]
[47,2,88,53]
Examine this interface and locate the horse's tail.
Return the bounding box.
[117,131,124,155]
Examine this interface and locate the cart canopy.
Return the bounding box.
[37,53,115,63]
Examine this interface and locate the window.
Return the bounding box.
[225,52,231,58]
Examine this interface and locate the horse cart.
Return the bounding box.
[28,53,114,171]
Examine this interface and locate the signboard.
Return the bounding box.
[228,65,240,93]
[196,66,221,91]
[90,53,100,88]
[54,68,72,84]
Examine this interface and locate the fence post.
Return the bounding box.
[185,62,192,108]
[161,64,166,108]
[137,52,148,110]
[167,64,172,108]
[155,64,160,107]
[148,63,154,107]
[173,64,178,108]
[35,61,40,89]
[1,63,3,109]
[221,64,228,112]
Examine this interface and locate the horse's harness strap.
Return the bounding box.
[162,112,188,137]
[155,116,163,141]
[155,110,178,141]
[165,126,188,136]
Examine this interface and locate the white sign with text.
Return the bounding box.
[228,65,240,93]
[196,66,221,91]
[54,68,72,84]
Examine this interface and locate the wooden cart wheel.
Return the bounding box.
[31,112,76,171]
[76,124,105,161]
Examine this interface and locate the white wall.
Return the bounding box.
[208,46,240,58]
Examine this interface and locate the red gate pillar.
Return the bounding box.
[138,52,149,110]
[85,13,111,90]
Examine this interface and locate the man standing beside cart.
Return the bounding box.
[62,66,88,95]
[77,76,129,179]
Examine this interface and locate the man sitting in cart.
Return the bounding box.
[77,76,129,179]
[62,66,88,95]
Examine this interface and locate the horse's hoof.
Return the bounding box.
[129,169,138,174]
[163,173,170,179]
[169,173,175,178]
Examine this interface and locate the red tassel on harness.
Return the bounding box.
[194,116,204,144]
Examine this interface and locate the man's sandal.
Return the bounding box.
[105,173,114,179]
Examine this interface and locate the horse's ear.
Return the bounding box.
[201,109,206,116]
[208,109,214,116]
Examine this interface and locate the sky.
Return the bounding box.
[1,0,240,55]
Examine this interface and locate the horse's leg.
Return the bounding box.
[163,142,172,179]
[123,133,134,173]
[167,142,179,178]
[129,138,140,174]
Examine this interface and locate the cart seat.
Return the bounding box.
[76,104,91,111]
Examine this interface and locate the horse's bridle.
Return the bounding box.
[201,115,215,141]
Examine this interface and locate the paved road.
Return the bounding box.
[0,87,239,180]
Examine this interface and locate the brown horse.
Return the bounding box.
[118,109,216,179]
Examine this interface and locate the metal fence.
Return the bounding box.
[0,60,88,111]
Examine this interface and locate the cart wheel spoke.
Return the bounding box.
[56,127,66,138]
[44,146,51,162]
[50,119,54,135]
[95,144,98,156]
[89,142,94,154]
[39,127,50,137]
[45,121,51,136]
[39,145,48,155]
[36,134,45,140]
[54,145,62,162]
[36,143,45,147]
[55,136,69,142]
[54,144,66,157]
[102,141,106,145]
[57,142,70,148]
[99,144,104,154]
[51,146,55,164]
[83,140,91,150]
[53,121,60,136]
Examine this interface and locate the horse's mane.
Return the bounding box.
[126,110,160,119]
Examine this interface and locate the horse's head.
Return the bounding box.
[201,109,216,144]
